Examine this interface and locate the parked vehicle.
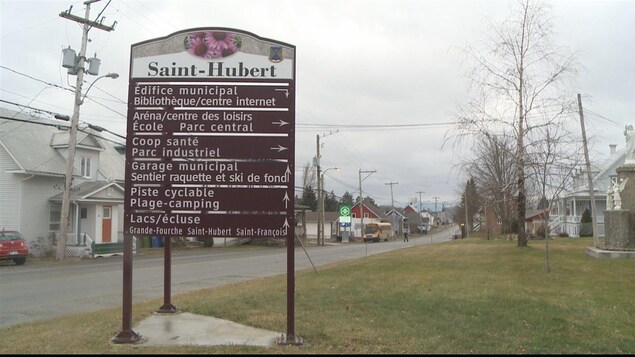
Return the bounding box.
[417,224,428,234]
[0,230,29,265]
[363,222,394,243]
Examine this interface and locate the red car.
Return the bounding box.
[0,230,29,265]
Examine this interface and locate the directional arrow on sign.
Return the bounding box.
[271,145,288,152]
[273,119,290,127]
[283,191,290,209]
[275,89,290,98]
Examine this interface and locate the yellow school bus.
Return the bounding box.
[363,222,394,243]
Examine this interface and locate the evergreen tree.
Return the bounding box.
[356,195,377,207]
[340,191,354,206]
[455,178,481,233]
[300,185,318,211]
[580,208,593,237]
[325,191,339,212]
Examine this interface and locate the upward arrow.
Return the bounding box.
[283,191,290,209]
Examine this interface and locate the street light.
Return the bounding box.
[56,72,119,260]
[319,167,340,245]
[80,73,119,105]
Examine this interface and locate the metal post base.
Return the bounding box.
[111,329,142,344]
[157,303,178,313]
[277,334,304,346]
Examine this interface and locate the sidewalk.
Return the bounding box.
[130,311,282,348]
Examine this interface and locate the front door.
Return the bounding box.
[102,206,112,243]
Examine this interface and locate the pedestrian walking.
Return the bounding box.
[404,231,409,242]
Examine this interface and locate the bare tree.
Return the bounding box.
[446,0,579,247]
[525,122,584,272]
[302,161,316,190]
[465,132,517,235]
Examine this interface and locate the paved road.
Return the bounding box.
[0,226,456,329]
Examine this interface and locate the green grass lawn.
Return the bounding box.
[1,236,633,354]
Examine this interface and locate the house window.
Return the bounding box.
[352,213,357,218]
[80,207,88,219]
[80,157,91,178]
[364,213,369,218]
[49,203,72,231]
[103,207,111,219]
[49,204,62,230]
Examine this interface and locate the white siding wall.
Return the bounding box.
[21,176,69,245]
[0,145,21,230]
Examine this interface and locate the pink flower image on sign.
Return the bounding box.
[185,31,242,59]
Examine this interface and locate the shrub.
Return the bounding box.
[196,236,214,247]
[580,209,593,237]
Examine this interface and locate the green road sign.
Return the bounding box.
[339,205,351,217]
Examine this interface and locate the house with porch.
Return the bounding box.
[0,107,126,257]
[549,144,624,237]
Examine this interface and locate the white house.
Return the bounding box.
[0,107,126,256]
[549,144,624,237]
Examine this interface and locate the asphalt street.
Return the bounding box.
[0,225,457,330]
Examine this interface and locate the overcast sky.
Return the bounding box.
[1,0,634,210]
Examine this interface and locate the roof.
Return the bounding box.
[525,209,549,221]
[0,108,70,176]
[352,200,386,219]
[0,107,125,180]
[48,181,124,202]
[385,208,405,218]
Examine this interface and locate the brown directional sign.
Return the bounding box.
[117,28,300,347]
[124,28,295,239]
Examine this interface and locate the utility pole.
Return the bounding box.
[417,191,425,231]
[315,130,337,246]
[465,193,470,239]
[578,93,599,248]
[433,196,440,213]
[359,170,376,239]
[385,181,398,210]
[57,0,115,260]
[316,134,321,246]
[385,181,398,234]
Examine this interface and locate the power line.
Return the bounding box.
[584,108,624,128]
[0,65,74,93]
[297,121,458,131]
[0,17,58,39]
[0,99,64,117]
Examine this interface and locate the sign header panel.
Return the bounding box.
[124,28,295,238]
[130,29,294,79]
